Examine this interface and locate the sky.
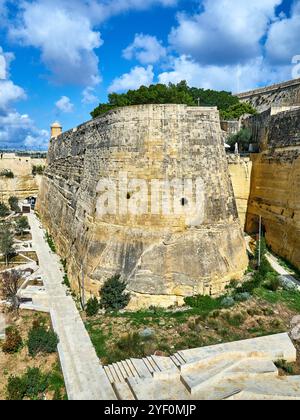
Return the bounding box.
[0,0,299,150]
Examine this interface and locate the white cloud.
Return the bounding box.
[123,34,166,64]
[169,0,281,65]
[9,0,178,87]
[158,55,291,93]
[82,86,98,105]
[10,0,103,86]
[55,96,74,113]
[0,112,49,150]
[0,46,15,80]
[108,65,154,92]
[0,80,26,110]
[266,1,300,65]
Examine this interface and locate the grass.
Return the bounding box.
[45,232,56,253]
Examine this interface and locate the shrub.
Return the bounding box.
[86,297,100,317]
[27,323,59,357]
[184,295,224,312]
[6,368,48,400]
[45,232,56,253]
[62,274,71,289]
[32,165,45,176]
[99,275,130,311]
[0,169,14,179]
[8,196,21,213]
[0,202,10,218]
[15,216,30,235]
[263,273,280,292]
[2,326,22,354]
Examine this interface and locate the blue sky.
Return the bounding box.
[0,0,299,150]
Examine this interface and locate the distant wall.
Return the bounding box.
[237,78,300,112]
[246,108,300,270]
[228,155,252,230]
[0,154,46,202]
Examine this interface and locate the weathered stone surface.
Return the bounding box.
[37,104,248,309]
[291,315,300,328]
[227,155,252,229]
[291,326,300,342]
[0,313,6,339]
[246,108,300,272]
[0,153,45,202]
[237,77,300,112]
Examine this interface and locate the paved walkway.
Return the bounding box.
[266,253,300,289]
[27,213,116,401]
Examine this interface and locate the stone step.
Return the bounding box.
[181,358,278,396]
[173,353,186,366]
[113,382,136,400]
[130,358,153,379]
[146,356,160,373]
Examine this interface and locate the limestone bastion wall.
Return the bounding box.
[0,154,46,202]
[37,104,248,309]
[237,78,300,113]
[246,108,300,271]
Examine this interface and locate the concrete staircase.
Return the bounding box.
[103,333,300,400]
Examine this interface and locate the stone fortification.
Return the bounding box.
[246,108,300,270]
[38,104,247,309]
[237,78,300,112]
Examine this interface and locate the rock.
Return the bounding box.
[221,296,235,308]
[290,325,300,342]
[234,292,251,302]
[0,313,6,340]
[279,276,297,291]
[139,328,155,338]
[290,315,300,328]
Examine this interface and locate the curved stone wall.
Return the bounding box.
[38,104,247,309]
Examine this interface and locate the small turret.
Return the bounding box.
[51,121,62,139]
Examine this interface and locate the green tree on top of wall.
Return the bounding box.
[91,81,257,121]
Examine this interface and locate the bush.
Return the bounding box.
[0,202,10,218]
[27,323,59,357]
[99,275,130,311]
[0,169,14,179]
[2,327,22,354]
[86,297,100,317]
[8,196,21,213]
[263,273,280,292]
[184,295,224,312]
[62,274,71,289]
[6,368,48,400]
[32,165,45,176]
[15,216,30,235]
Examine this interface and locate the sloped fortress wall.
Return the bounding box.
[38,105,247,309]
[237,78,300,112]
[246,108,300,271]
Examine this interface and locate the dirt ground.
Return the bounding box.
[0,309,65,400]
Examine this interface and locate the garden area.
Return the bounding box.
[0,311,66,400]
[83,242,300,373]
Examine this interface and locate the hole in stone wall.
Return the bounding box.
[127,193,131,200]
[181,198,188,206]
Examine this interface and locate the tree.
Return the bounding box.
[228,128,253,152]
[0,202,10,218]
[99,275,130,311]
[90,81,257,120]
[0,270,23,312]
[8,196,21,213]
[0,225,15,265]
[15,216,30,236]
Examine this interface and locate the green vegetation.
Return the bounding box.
[0,225,15,265]
[0,169,14,179]
[86,296,100,317]
[45,232,56,253]
[27,319,59,357]
[91,81,257,121]
[2,327,23,354]
[32,165,45,176]
[227,128,253,152]
[6,366,66,401]
[15,216,30,236]
[8,196,21,213]
[0,202,10,218]
[99,275,130,311]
